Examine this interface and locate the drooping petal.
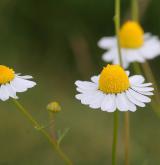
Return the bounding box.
[0,85,9,101]
[126,90,145,107]
[89,91,105,109]
[4,84,18,99]
[136,91,153,96]
[115,92,136,112]
[101,94,116,112]
[128,88,151,103]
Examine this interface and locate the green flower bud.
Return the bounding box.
[46,102,61,113]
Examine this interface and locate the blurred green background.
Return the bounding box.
[0,0,160,164]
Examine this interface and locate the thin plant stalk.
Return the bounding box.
[112,111,119,165]
[114,0,122,66]
[112,0,122,164]
[132,62,142,74]
[131,0,139,21]
[13,99,72,165]
[124,112,129,165]
[49,112,57,140]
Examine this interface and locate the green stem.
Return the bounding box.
[112,111,119,165]
[112,0,122,164]
[131,0,139,21]
[13,99,72,165]
[124,112,129,165]
[114,0,123,66]
[132,62,142,74]
[49,112,57,140]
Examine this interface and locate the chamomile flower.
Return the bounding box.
[98,21,160,68]
[0,65,36,101]
[75,65,153,112]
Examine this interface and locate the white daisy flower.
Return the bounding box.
[75,65,154,112]
[98,21,160,68]
[0,65,36,101]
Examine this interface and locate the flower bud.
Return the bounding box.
[46,101,61,113]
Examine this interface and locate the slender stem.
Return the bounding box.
[132,62,142,74]
[114,0,123,66]
[112,0,122,164]
[49,112,57,140]
[112,111,119,165]
[13,99,72,165]
[124,112,129,165]
[131,0,139,21]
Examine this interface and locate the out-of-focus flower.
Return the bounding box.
[47,101,61,113]
[75,64,153,112]
[98,21,160,68]
[0,65,36,101]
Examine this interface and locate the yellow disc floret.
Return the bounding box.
[0,65,15,84]
[120,21,144,48]
[99,65,130,94]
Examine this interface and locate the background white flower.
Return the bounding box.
[98,21,160,68]
[75,65,153,112]
[0,65,36,101]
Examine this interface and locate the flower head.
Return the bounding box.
[47,101,61,113]
[98,21,160,68]
[75,64,153,112]
[120,21,144,48]
[0,65,36,101]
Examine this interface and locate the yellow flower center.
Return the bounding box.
[99,65,130,94]
[0,65,15,84]
[120,21,144,48]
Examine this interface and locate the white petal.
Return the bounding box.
[134,83,152,87]
[144,33,151,40]
[101,94,116,112]
[98,37,116,49]
[115,93,136,112]
[137,91,153,96]
[126,90,145,107]
[123,92,137,112]
[131,86,154,92]
[4,84,18,99]
[91,75,99,84]
[76,90,105,108]
[116,93,128,111]
[10,77,36,92]
[102,49,115,62]
[76,87,86,93]
[124,49,145,63]
[129,75,145,85]
[0,85,9,101]
[17,75,33,79]
[125,71,130,76]
[89,91,105,109]
[128,88,151,103]
[75,81,97,90]
[140,36,160,59]
[75,93,94,105]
